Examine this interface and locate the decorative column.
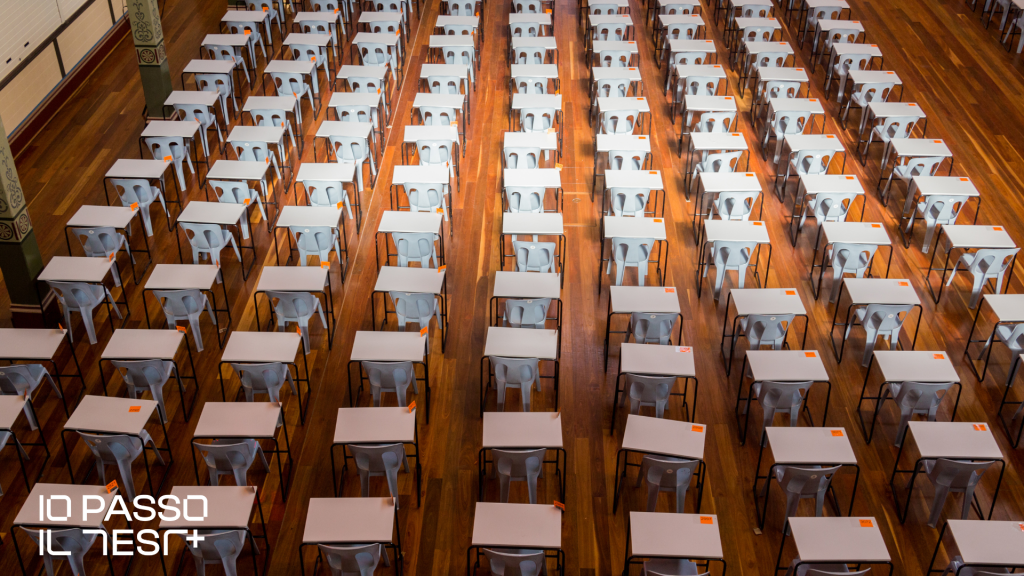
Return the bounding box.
[128,0,174,119]
[0,116,45,326]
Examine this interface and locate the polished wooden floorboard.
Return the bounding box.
[3,0,1024,574]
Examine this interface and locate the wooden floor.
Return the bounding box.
[3,0,1024,574]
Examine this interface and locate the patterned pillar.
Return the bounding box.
[0,115,45,323]
[128,0,174,118]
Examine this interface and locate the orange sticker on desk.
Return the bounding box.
[555,163,563,170]
[653,218,663,223]
[746,173,755,177]
[796,68,804,72]
[649,171,658,174]
[108,253,115,262]
[176,325,187,333]
[335,8,339,12]
[419,326,429,336]
[752,221,763,226]
[846,176,855,180]
[933,353,945,359]
[676,346,691,353]
[408,401,416,412]
[832,430,843,437]
[724,96,733,100]
[638,136,646,139]
[974,423,987,431]
[106,480,118,493]
[377,88,382,94]
[860,519,873,528]
[810,98,818,102]
[243,198,251,205]
[896,281,909,287]
[321,261,330,269]
[907,103,916,106]
[732,133,741,137]
[129,406,141,413]
[163,155,173,162]
[826,135,835,139]
[886,71,894,74]
[263,6,268,10]
[336,201,345,210]
[871,224,881,228]
[244,30,252,35]
[700,516,713,524]
[296,326,302,334]
[960,177,969,181]
[692,424,704,433]
[311,56,316,61]
[637,97,644,101]
[933,140,942,144]
[130,202,139,211]
[436,207,444,214]
[545,8,552,12]
[785,290,796,295]
[665,287,675,293]
[994,226,1003,231]
[293,92,298,98]
[805,351,816,357]
[553,500,565,510]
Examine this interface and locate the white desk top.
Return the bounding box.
[222,331,302,364]
[675,64,727,81]
[622,414,706,460]
[867,101,926,119]
[604,170,664,190]
[783,133,845,153]
[502,212,564,236]
[790,517,891,563]
[264,59,316,75]
[334,407,415,444]
[471,502,561,548]
[177,201,245,226]
[221,11,268,23]
[747,350,829,381]
[337,65,390,80]
[588,13,633,25]
[741,40,792,55]
[483,326,558,360]
[66,395,157,436]
[14,484,116,528]
[832,42,883,57]
[620,343,695,378]
[295,11,342,23]
[0,396,26,430]
[610,285,681,314]
[202,33,248,47]
[704,220,770,244]
[243,95,298,112]
[873,350,959,382]
[227,125,285,145]
[630,513,723,560]
[756,66,809,82]
[144,264,218,291]
[509,64,559,79]
[360,12,404,22]
[908,421,1003,460]
[297,162,356,183]
[378,210,443,234]
[184,59,236,74]
[848,69,902,85]
[141,120,201,139]
[193,402,282,438]
[412,92,466,109]
[420,63,470,80]
[66,205,137,229]
[504,131,558,150]
[942,225,1016,250]
[284,32,333,47]
[0,328,67,360]
[512,36,558,50]
[889,137,952,158]
[511,93,562,110]
[657,13,705,26]
[404,124,458,143]
[768,97,825,115]
[735,17,782,29]
[510,13,554,25]
[818,18,863,32]
[436,15,480,26]
[374,265,445,294]
[483,412,563,448]
[393,165,451,187]
[947,520,1024,566]
[669,39,717,53]
[504,168,562,188]
[595,133,651,152]
[208,159,271,181]
[800,174,864,195]
[160,486,256,529]
[592,66,642,81]
[843,278,921,306]
[767,427,857,465]
[302,498,395,544]
[604,216,667,241]
[350,331,427,362]
[593,40,640,55]
[982,294,1024,323]
[699,172,761,193]
[911,176,979,197]
[105,158,170,179]
[683,95,738,112]
[317,120,375,140]
[165,90,221,107]
[493,271,561,299]
[731,288,806,316]
[38,256,113,283]
[822,222,891,246]
[429,34,475,48]
[690,132,748,152]
[276,205,343,229]
[256,266,329,293]
[101,329,184,360]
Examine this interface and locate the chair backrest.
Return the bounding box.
[893,381,954,414]
[806,570,872,576]
[793,149,833,175]
[225,21,261,37]
[626,374,675,404]
[304,179,346,207]
[713,240,757,268]
[699,150,743,173]
[211,179,253,205]
[357,42,394,65]
[21,528,97,560]
[861,304,912,333]
[145,136,187,162]
[513,241,557,272]
[449,0,476,15]
[661,0,699,13]
[195,73,232,99]
[483,548,546,576]
[966,248,1019,277]
[739,24,775,43]
[714,190,759,220]
[490,356,541,385]
[361,361,416,389]
[684,76,720,97]
[919,195,967,224]
[504,298,551,328]
[664,23,699,41]
[611,187,651,217]
[630,312,678,343]
[444,24,476,36]
[194,440,257,472]
[824,27,861,46]
[231,141,273,163]
[427,75,463,95]
[267,290,320,320]
[369,21,401,34]
[505,186,546,212]
[598,49,631,68]
[612,237,656,264]
[736,3,770,17]
[0,364,45,394]
[520,107,556,132]
[877,116,917,140]
[509,22,541,38]
[752,51,788,70]
[853,81,894,104]
[513,76,547,94]
[745,313,794,344]
[251,108,291,131]
[291,225,337,253]
[334,104,374,124]
[812,192,857,222]
[592,23,627,41]
[763,80,801,100]
[47,281,104,309]
[589,3,619,14]
[669,50,708,66]
[78,432,138,463]
[831,242,877,273]
[512,0,542,12]
[808,5,842,21]
[643,455,699,487]
[777,465,841,496]
[231,362,290,392]
[772,110,811,136]
[608,149,648,170]
[492,448,547,476]
[444,47,474,67]
[757,380,811,409]
[312,0,340,9]
[929,459,994,489]
[175,104,216,127]
[596,77,629,98]
[329,135,370,162]
[515,47,546,65]
[836,53,872,75]
[111,178,159,204]
[71,226,121,257]
[695,110,736,133]
[405,182,446,212]
[347,76,384,93]
[388,291,438,321]
[392,232,437,263]
[417,140,455,166]
[601,110,639,134]
[207,44,243,64]
[111,358,170,389]
[420,106,458,126]
[318,543,383,575]
[896,156,944,180]
[504,146,542,169]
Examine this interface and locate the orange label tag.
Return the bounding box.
[129,406,141,413]
[108,253,115,262]
[746,174,754,177]
[296,326,302,334]
[130,202,139,211]
[805,351,816,358]
[994,226,1003,231]
[637,97,644,101]
[335,201,344,210]
[106,480,118,493]
[732,133,741,137]
[796,68,803,72]
[831,430,843,437]
[649,171,657,175]
[163,155,172,161]
[700,516,713,524]
[887,71,894,74]
[871,224,881,228]
[438,265,447,273]
[311,56,316,61]
[653,218,663,223]
[176,325,187,333]
[692,425,704,433]
[929,354,944,360]
[826,135,835,138]
[408,401,416,412]
[243,198,251,205]
[846,176,855,180]
[244,30,251,35]
[555,163,563,170]
[553,500,565,510]
[897,281,909,286]
[974,424,987,431]
[933,140,942,144]
[809,98,818,102]
[752,221,763,226]
[714,65,722,68]
[724,96,733,100]
[676,346,691,353]
[665,287,675,293]
[335,8,339,12]
[545,8,552,12]
[638,136,646,139]
[263,6,268,10]
[860,519,873,528]
[377,88,382,94]
[293,92,298,98]
[785,290,796,295]
[436,207,444,214]
[960,177,969,181]
[419,326,429,336]
[321,261,330,269]
[629,67,637,70]
[908,103,916,106]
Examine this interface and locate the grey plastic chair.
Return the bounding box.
[844,304,913,367]
[482,548,546,576]
[194,439,270,486]
[610,188,651,217]
[493,448,546,503]
[405,182,448,219]
[231,362,297,405]
[349,443,410,508]
[772,465,841,526]
[392,232,439,268]
[179,222,242,275]
[146,134,195,190]
[946,248,1019,309]
[47,281,122,345]
[513,241,557,273]
[304,178,353,219]
[267,290,328,354]
[609,237,656,286]
[827,243,878,303]
[704,240,757,300]
[490,356,542,411]
[291,225,343,267]
[0,364,61,428]
[0,430,28,496]
[211,178,265,241]
[643,560,707,576]
[70,226,131,288]
[878,381,954,446]
[361,361,417,407]
[111,359,177,423]
[625,374,675,419]
[78,431,164,501]
[318,543,391,576]
[389,292,442,352]
[111,178,169,237]
[940,556,1011,576]
[629,312,678,344]
[506,186,546,213]
[737,314,793,354]
[179,529,248,576]
[21,528,99,576]
[920,458,994,527]
[744,381,811,443]
[635,455,699,513]
[504,298,551,329]
[153,289,217,352]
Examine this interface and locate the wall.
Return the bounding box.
[0,0,128,136]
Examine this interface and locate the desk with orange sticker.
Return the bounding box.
[890,422,1005,523]
[721,288,809,375]
[140,119,207,191]
[625,512,725,576]
[751,65,808,117]
[600,216,669,292]
[789,173,866,245]
[480,326,560,415]
[479,412,564,500]
[334,64,393,119]
[774,517,892,576]
[586,13,634,50]
[467,502,564,576]
[375,211,446,273]
[175,200,256,280]
[348,331,431,421]
[593,133,652,200]
[102,158,177,233]
[774,133,848,199]
[272,204,348,278]
[0,328,83,418]
[926,519,1024,576]
[613,343,698,429]
[490,270,563,349]
[899,176,981,250]
[829,278,922,362]
[604,285,684,372]
[62,395,173,498]
[402,124,461,192]
[654,14,706,59]
[737,350,831,445]
[38,256,132,338]
[762,98,827,166]
[806,16,861,67]
[856,101,927,160]
[64,205,153,287]
[925,224,1018,305]
[685,132,752,211]
[500,212,565,283]
[755,427,860,530]
[670,64,728,124]
[604,169,665,221]
[810,222,894,300]
[692,172,761,240]
[98,328,198,421]
[878,137,954,204]
[332,408,421,503]
[252,265,337,356]
[697,220,773,299]
[859,351,962,444]
[219,331,310,426]
[677,94,737,146]
[142,264,230,349]
[613,414,707,513]
[965,296,1024,445]
[370,266,449,359]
